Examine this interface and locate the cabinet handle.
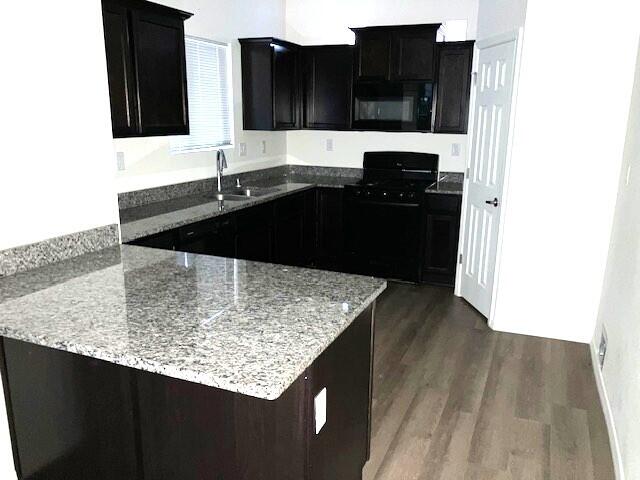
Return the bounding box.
[186,231,195,236]
[485,198,499,207]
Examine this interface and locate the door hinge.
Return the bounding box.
[459,253,463,265]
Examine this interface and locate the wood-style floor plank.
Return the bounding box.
[364,283,614,480]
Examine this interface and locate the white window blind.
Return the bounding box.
[170,36,233,154]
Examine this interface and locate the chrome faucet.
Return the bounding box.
[216,149,227,192]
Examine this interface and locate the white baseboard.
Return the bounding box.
[590,340,625,480]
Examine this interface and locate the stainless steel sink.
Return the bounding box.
[204,186,280,201]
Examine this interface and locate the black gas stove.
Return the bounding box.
[344,151,440,282]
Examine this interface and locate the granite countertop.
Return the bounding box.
[119,173,463,243]
[0,245,386,400]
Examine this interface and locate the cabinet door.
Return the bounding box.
[273,194,305,266]
[130,8,189,136]
[273,43,300,130]
[391,26,438,81]
[102,2,138,137]
[236,204,273,262]
[433,41,474,133]
[316,188,344,269]
[355,30,390,81]
[423,194,462,286]
[303,46,353,129]
[178,217,236,257]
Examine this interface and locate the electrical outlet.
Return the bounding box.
[598,327,607,369]
[261,140,267,154]
[451,143,461,157]
[314,388,327,434]
[326,138,334,152]
[116,152,125,171]
[239,142,247,157]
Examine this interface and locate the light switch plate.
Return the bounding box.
[314,387,327,434]
[261,140,267,154]
[239,143,247,157]
[451,143,461,157]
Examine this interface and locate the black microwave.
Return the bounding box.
[352,82,433,131]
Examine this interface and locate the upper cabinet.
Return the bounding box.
[351,24,440,82]
[101,0,191,138]
[433,41,474,134]
[239,38,300,131]
[302,45,353,130]
[238,25,474,134]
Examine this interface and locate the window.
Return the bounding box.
[170,36,233,154]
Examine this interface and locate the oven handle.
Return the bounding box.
[349,199,421,208]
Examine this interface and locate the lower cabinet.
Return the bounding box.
[236,203,273,262]
[127,188,461,286]
[423,194,462,286]
[315,188,344,269]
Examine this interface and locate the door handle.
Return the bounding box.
[485,197,499,207]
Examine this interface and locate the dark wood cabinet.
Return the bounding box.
[101,0,191,138]
[178,216,236,258]
[273,193,306,266]
[240,38,300,131]
[423,194,462,286]
[235,203,273,262]
[352,29,390,81]
[302,46,353,130]
[316,188,344,270]
[102,2,138,137]
[391,25,439,81]
[433,41,474,134]
[129,228,178,250]
[352,24,439,82]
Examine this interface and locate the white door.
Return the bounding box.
[459,32,521,318]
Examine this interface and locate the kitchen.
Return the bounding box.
[1,0,640,479]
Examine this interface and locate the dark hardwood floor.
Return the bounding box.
[363,282,614,480]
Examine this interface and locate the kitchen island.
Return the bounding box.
[0,245,386,480]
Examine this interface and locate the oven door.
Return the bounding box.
[344,195,424,282]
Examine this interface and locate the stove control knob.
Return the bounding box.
[382,191,388,197]
[398,192,404,199]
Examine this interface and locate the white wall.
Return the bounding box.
[476,0,527,40]
[0,0,122,476]
[592,40,640,480]
[0,0,119,251]
[285,0,479,172]
[114,0,288,193]
[490,2,640,342]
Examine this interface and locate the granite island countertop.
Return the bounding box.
[0,245,386,400]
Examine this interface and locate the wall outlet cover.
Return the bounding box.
[598,327,607,369]
[239,142,247,157]
[116,152,126,171]
[451,143,461,157]
[314,387,327,434]
[261,140,267,154]
[326,138,334,152]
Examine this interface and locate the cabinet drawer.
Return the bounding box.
[178,219,214,243]
[425,194,461,213]
[236,203,274,228]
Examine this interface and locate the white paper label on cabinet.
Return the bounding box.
[314,387,327,434]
